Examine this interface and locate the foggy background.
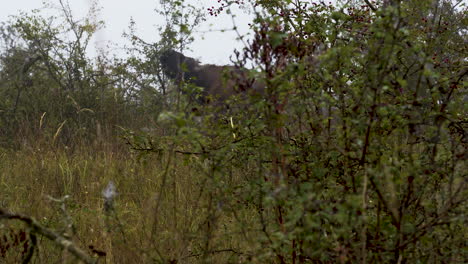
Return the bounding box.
[0,0,254,65]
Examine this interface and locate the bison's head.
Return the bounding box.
[160,49,200,80]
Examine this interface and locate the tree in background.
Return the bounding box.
[0,1,151,148]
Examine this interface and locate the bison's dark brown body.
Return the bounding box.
[160,49,263,104]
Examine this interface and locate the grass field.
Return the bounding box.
[1,137,263,263]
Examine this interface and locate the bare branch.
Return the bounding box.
[364,0,377,11]
[0,208,97,264]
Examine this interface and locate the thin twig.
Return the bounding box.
[0,209,97,264]
[364,0,377,12]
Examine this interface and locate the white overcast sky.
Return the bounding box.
[0,0,254,65]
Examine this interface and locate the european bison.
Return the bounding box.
[159,49,263,105]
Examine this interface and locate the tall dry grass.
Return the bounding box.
[0,134,259,263]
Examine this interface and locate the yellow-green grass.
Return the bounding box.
[0,141,260,263]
